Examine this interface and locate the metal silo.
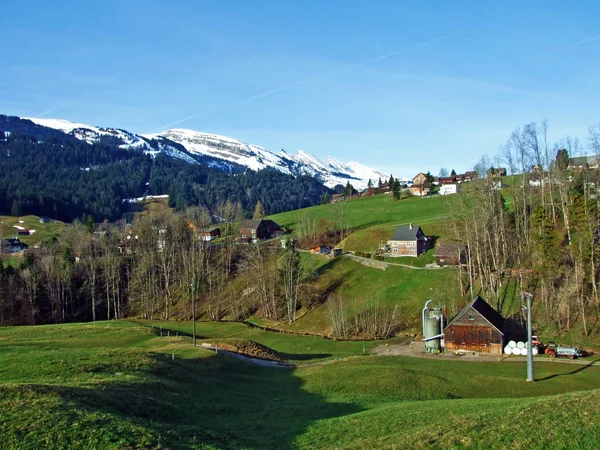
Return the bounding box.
[422,300,444,353]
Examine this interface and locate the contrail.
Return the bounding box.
[573,34,600,47]
[36,105,63,118]
[154,36,447,131]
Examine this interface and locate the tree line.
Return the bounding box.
[450,120,600,336]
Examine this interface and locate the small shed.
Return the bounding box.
[444,296,505,356]
[434,243,466,266]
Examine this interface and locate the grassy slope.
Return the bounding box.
[270,193,457,251]
[0,214,66,247]
[2,322,600,449]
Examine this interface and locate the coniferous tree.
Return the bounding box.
[368,179,373,188]
[253,200,266,219]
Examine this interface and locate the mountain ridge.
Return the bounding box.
[25,117,391,190]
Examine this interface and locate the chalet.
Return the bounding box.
[387,224,430,257]
[439,176,457,185]
[463,171,478,182]
[409,184,430,197]
[17,229,31,237]
[412,173,428,185]
[200,227,221,241]
[569,155,600,171]
[330,193,346,203]
[239,219,283,243]
[434,243,466,266]
[487,167,507,178]
[0,238,28,254]
[444,296,505,356]
[361,187,378,197]
[454,174,465,183]
[439,184,459,196]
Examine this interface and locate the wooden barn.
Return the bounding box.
[443,296,505,356]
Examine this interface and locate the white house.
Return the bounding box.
[440,184,459,196]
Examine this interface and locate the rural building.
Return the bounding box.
[412,173,428,185]
[409,184,430,197]
[569,155,600,170]
[439,176,457,185]
[439,184,459,196]
[39,216,52,224]
[487,167,507,178]
[200,227,221,241]
[434,243,466,266]
[462,171,477,182]
[387,224,430,257]
[239,219,283,243]
[330,193,346,203]
[310,245,330,255]
[0,238,28,254]
[444,296,505,356]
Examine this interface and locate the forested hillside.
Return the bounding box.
[0,116,330,221]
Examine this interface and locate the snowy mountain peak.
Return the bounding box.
[23,116,390,190]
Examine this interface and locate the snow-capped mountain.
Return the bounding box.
[25,117,389,190]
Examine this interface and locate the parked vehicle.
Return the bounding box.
[545,342,582,359]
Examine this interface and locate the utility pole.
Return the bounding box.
[522,292,534,382]
[191,278,196,347]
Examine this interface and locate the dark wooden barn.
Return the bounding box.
[443,296,505,356]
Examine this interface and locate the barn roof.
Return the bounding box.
[240,219,281,231]
[434,243,466,258]
[446,296,504,334]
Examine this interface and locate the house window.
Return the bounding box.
[242,234,246,239]
[481,344,487,348]
[461,342,466,346]
[468,314,475,321]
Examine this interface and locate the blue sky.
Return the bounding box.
[1,1,599,177]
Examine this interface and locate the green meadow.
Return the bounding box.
[1,321,600,449]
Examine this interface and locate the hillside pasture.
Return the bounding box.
[2,321,600,449]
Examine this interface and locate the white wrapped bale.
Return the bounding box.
[517,341,525,349]
[504,346,513,355]
[508,340,517,348]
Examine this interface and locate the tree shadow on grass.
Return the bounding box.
[24,351,362,449]
[536,360,600,381]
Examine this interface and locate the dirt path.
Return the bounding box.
[372,340,600,366]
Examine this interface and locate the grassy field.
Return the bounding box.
[0,214,66,247]
[2,321,600,449]
[270,193,456,246]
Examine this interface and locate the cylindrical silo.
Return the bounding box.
[425,317,441,352]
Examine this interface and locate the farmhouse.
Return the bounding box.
[444,296,505,356]
[0,238,28,254]
[439,176,457,185]
[412,173,428,185]
[569,155,600,170]
[439,184,459,196]
[434,243,466,266]
[387,224,430,257]
[409,184,430,196]
[200,227,221,241]
[239,219,282,243]
[487,167,507,178]
[330,193,346,203]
